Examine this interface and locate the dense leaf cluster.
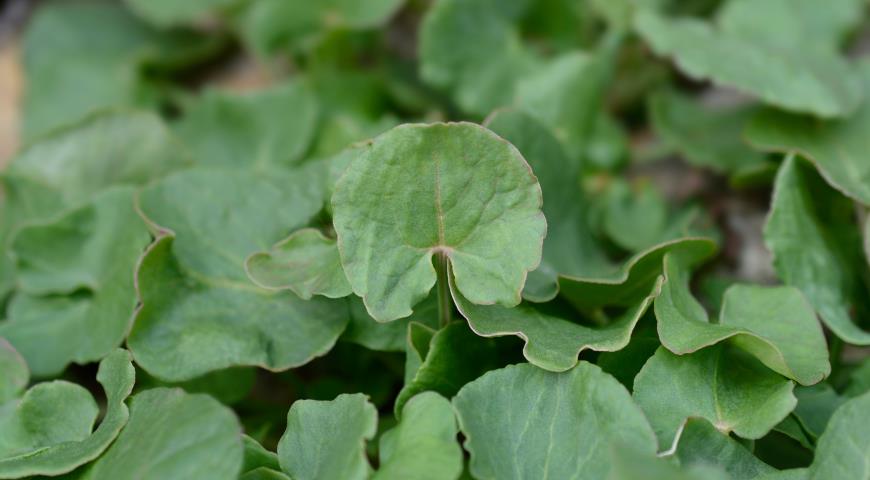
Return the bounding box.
[1,0,869,479]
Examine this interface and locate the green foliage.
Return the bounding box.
[2,0,869,477]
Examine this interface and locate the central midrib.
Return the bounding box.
[433,152,446,248]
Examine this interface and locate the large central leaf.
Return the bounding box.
[332,122,546,322]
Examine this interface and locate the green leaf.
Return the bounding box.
[277,393,377,480]
[1,188,150,377]
[419,0,538,115]
[128,235,349,381]
[745,61,870,206]
[128,166,348,380]
[246,228,352,300]
[716,0,863,55]
[375,392,463,480]
[0,340,27,404]
[0,349,135,478]
[845,358,870,397]
[242,435,281,473]
[803,391,870,479]
[483,109,611,302]
[763,156,870,345]
[395,321,515,413]
[3,111,185,229]
[124,0,239,27]
[21,3,157,140]
[633,9,862,118]
[655,253,830,385]
[791,384,847,440]
[634,345,797,448]
[608,444,731,480]
[648,89,767,175]
[239,0,404,56]
[81,387,243,480]
[452,277,660,372]
[674,418,777,480]
[558,238,716,312]
[331,123,546,322]
[175,84,319,168]
[453,362,657,479]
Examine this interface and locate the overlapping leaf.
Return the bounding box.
[0,349,135,478]
[1,188,150,376]
[128,168,348,380]
[655,253,830,385]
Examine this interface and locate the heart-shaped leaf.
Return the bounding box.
[332,122,546,322]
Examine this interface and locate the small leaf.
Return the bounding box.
[655,253,830,385]
[453,362,657,480]
[375,392,463,480]
[246,228,352,300]
[0,350,135,478]
[452,277,660,372]
[242,435,281,474]
[278,393,377,480]
[332,122,546,322]
[175,84,319,168]
[82,387,243,480]
[634,9,862,118]
[2,188,150,376]
[633,345,797,448]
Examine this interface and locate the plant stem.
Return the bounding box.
[436,251,452,328]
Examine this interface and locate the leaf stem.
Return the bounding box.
[436,252,452,328]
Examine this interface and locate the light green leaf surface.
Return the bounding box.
[124,0,238,27]
[634,345,797,448]
[332,122,546,322]
[745,61,870,206]
[0,340,27,404]
[648,89,766,174]
[242,435,280,474]
[21,4,157,140]
[82,387,243,480]
[452,277,660,372]
[278,393,377,480]
[791,384,846,440]
[375,392,462,480]
[634,9,862,118]
[716,0,863,55]
[3,111,185,229]
[655,253,830,385]
[246,228,351,300]
[1,188,150,377]
[608,444,730,480]
[419,0,538,115]
[674,418,777,480]
[558,237,716,312]
[453,362,657,480]
[484,109,611,302]
[175,84,319,168]
[0,350,135,478]
[395,320,514,414]
[763,156,870,345]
